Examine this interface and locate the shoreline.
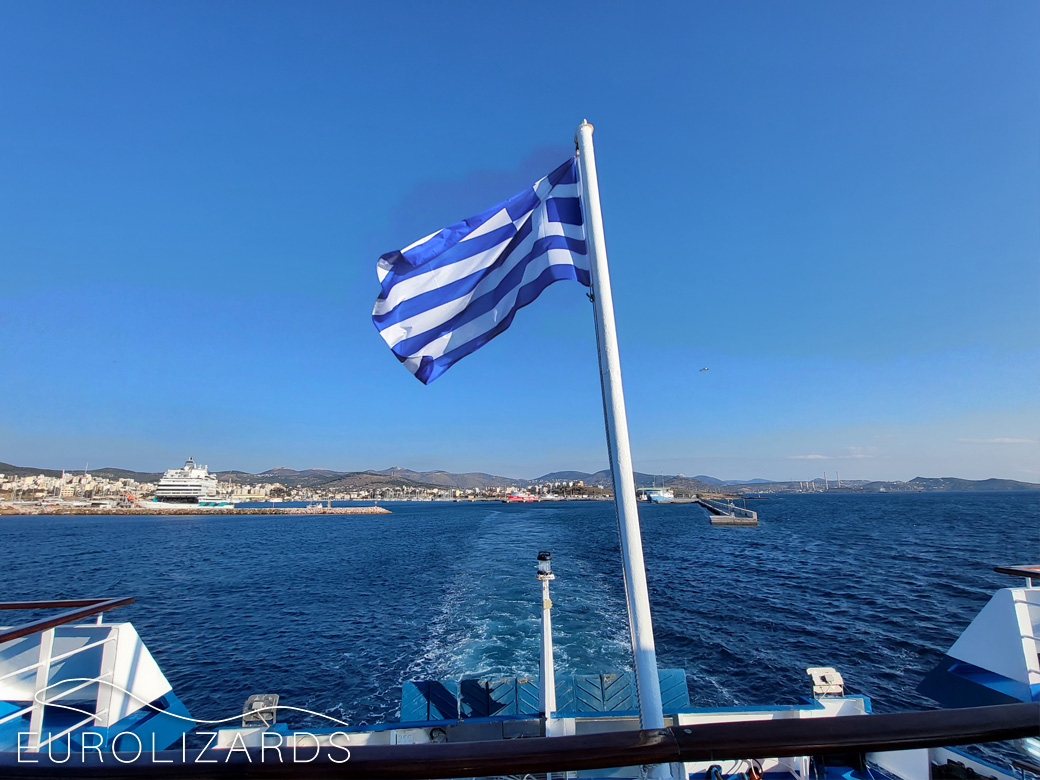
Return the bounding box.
[0,505,392,516]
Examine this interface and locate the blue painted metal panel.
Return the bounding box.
[554,674,575,713]
[427,679,459,721]
[488,678,517,716]
[602,672,636,711]
[402,669,690,722]
[105,691,194,751]
[658,668,690,711]
[400,681,430,721]
[918,655,1035,707]
[459,678,490,719]
[517,677,540,715]
[574,674,605,713]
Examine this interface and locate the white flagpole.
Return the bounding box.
[575,120,666,733]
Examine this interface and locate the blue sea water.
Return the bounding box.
[1,492,1036,730]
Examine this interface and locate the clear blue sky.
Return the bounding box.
[1,1,1037,482]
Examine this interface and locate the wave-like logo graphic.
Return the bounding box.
[19,678,355,765]
[34,677,352,727]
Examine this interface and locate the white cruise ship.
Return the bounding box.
[153,457,228,505]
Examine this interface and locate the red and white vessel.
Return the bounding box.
[504,492,539,502]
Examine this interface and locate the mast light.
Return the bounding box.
[537,551,554,580]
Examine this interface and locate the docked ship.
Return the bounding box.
[504,491,539,502]
[636,487,675,503]
[151,457,231,506]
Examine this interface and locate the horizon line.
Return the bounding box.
[1,459,1037,487]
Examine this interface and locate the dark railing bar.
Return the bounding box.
[994,565,1040,580]
[670,699,1039,760]
[1012,758,1040,777]
[0,599,117,610]
[0,702,1035,779]
[0,597,135,645]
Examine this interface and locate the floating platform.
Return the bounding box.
[696,498,759,526]
[710,515,759,526]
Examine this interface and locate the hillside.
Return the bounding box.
[904,477,1037,492]
[0,462,165,483]
[3,461,1036,493]
[367,468,522,490]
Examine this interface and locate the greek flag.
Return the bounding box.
[373,157,589,384]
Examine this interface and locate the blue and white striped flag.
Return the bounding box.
[373,157,589,384]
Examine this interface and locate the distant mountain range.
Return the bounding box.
[0,463,167,483]
[2,461,1036,493]
[533,470,768,487]
[877,477,1039,492]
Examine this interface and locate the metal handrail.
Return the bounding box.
[0,597,134,644]
[0,703,32,727]
[994,565,1040,580]
[0,597,134,755]
[46,634,118,666]
[0,635,118,683]
[36,712,100,750]
[0,600,130,611]
[1012,758,1040,777]
[0,702,1035,778]
[37,672,113,704]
